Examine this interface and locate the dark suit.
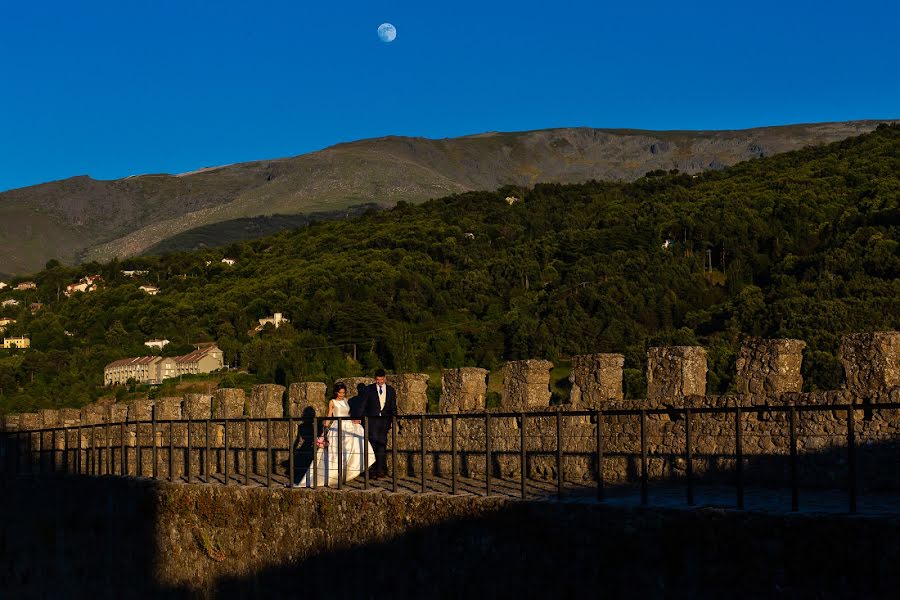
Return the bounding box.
[350,382,397,476]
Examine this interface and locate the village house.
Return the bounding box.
[139,285,160,295]
[252,312,290,334]
[66,275,103,297]
[144,338,170,350]
[0,317,14,333]
[121,270,149,277]
[1,299,19,308]
[0,282,7,290]
[221,258,236,266]
[103,344,223,386]
[1,336,30,349]
[29,303,43,314]
[14,281,37,291]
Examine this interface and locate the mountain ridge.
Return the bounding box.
[0,119,894,275]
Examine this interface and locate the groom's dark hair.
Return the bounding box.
[374,368,386,377]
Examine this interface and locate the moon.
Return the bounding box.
[377,23,397,43]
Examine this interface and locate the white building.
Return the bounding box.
[1,299,19,307]
[144,339,170,350]
[139,285,160,295]
[221,258,236,266]
[14,282,36,291]
[0,282,7,290]
[121,270,149,277]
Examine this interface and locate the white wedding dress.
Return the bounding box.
[297,399,375,487]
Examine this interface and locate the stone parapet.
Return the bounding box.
[839,332,900,392]
[109,404,129,423]
[569,354,624,407]
[387,373,430,414]
[336,377,375,402]
[735,338,805,395]
[183,394,213,420]
[213,389,246,419]
[439,368,488,413]
[127,399,153,422]
[501,360,553,410]
[1,414,21,431]
[249,384,286,418]
[647,346,707,402]
[81,404,107,425]
[38,409,60,428]
[288,382,328,417]
[59,408,81,427]
[19,413,41,431]
[155,397,183,421]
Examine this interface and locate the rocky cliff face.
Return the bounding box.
[0,120,892,274]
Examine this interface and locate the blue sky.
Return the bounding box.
[0,0,897,191]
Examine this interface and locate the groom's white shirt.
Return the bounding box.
[377,384,386,411]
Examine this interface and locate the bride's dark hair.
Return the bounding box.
[333,382,347,397]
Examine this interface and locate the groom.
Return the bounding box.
[351,369,397,479]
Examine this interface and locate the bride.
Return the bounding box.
[295,382,375,487]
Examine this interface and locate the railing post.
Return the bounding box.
[520,412,527,500]
[847,404,857,515]
[151,407,158,480]
[120,423,126,477]
[685,407,694,506]
[187,417,193,484]
[420,414,426,493]
[136,422,142,478]
[311,415,317,489]
[244,418,250,487]
[224,419,230,486]
[168,421,174,482]
[451,415,458,495]
[640,410,648,505]
[90,425,96,477]
[596,409,604,502]
[64,427,69,475]
[363,416,369,490]
[735,406,744,509]
[37,428,43,476]
[288,415,294,487]
[485,413,492,497]
[105,421,111,476]
[789,405,798,512]
[51,429,57,475]
[265,418,272,488]
[76,426,82,475]
[391,416,398,493]
[337,417,343,490]
[205,420,211,484]
[556,411,563,501]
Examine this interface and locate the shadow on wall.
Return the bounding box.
[2,434,900,599]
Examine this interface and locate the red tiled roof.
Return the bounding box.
[105,356,160,369]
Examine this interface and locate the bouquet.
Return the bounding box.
[315,435,329,449]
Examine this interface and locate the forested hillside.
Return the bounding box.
[1,125,898,413]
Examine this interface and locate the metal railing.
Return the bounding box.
[2,402,898,515]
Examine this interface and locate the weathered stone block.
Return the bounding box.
[336,377,375,402]
[288,382,328,417]
[109,404,129,423]
[440,368,488,413]
[155,397,183,421]
[59,408,81,427]
[647,346,707,401]
[19,413,41,431]
[501,360,553,410]
[127,399,153,422]
[38,409,60,428]
[81,404,107,425]
[387,373,430,414]
[249,384,286,418]
[1,414,21,431]
[569,353,624,407]
[183,394,213,420]
[839,332,900,392]
[213,388,246,419]
[735,338,806,395]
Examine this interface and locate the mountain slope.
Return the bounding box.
[0,120,892,274]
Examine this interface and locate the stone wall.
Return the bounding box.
[2,333,899,490]
[2,478,898,598]
[840,331,900,391]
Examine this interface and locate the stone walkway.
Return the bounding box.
[169,470,900,518]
